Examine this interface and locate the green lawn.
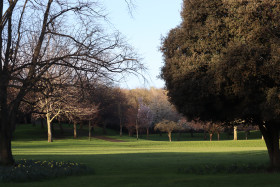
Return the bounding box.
[2,124,280,186]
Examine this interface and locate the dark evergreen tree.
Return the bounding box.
[161,0,280,169]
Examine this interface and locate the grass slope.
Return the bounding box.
[2,124,279,187]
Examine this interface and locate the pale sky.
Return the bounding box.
[103,0,182,89]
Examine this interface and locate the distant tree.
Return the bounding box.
[214,123,224,141]
[122,89,139,138]
[63,84,98,139]
[137,100,153,139]
[124,107,138,137]
[154,120,178,142]
[176,118,190,140]
[129,89,152,106]
[239,124,257,140]
[90,84,127,134]
[115,89,129,137]
[203,122,224,141]
[33,78,66,142]
[161,0,280,169]
[149,88,180,125]
[65,101,98,139]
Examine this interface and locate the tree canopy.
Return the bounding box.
[161,0,280,169]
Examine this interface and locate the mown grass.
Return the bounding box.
[3,124,280,186]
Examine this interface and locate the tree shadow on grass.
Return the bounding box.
[5,151,279,187]
[13,151,269,174]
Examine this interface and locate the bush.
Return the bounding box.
[0,159,93,182]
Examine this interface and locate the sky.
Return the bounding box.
[102,0,182,89]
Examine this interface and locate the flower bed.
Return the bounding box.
[0,159,92,182]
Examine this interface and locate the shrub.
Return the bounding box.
[0,159,92,182]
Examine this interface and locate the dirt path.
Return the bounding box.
[94,136,125,142]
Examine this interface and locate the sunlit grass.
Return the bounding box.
[12,139,267,156]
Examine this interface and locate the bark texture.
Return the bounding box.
[259,123,280,170]
[0,131,14,165]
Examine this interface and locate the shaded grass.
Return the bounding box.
[0,159,91,182]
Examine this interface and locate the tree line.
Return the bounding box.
[16,84,257,142]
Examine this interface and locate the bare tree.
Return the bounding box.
[115,88,128,137]
[33,78,65,142]
[124,104,138,137]
[137,99,153,139]
[63,84,98,139]
[176,118,190,140]
[0,0,144,165]
[149,88,180,125]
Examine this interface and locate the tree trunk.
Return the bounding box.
[259,123,280,170]
[245,131,248,140]
[0,108,15,165]
[209,133,213,141]
[204,130,207,140]
[120,124,123,137]
[118,103,122,137]
[146,128,149,139]
[217,132,220,141]
[0,132,14,166]
[136,127,139,140]
[234,126,238,140]
[0,0,18,166]
[46,113,53,142]
[74,122,77,139]
[89,121,92,141]
[168,132,172,142]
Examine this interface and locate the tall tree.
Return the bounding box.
[161,0,280,169]
[0,0,143,166]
